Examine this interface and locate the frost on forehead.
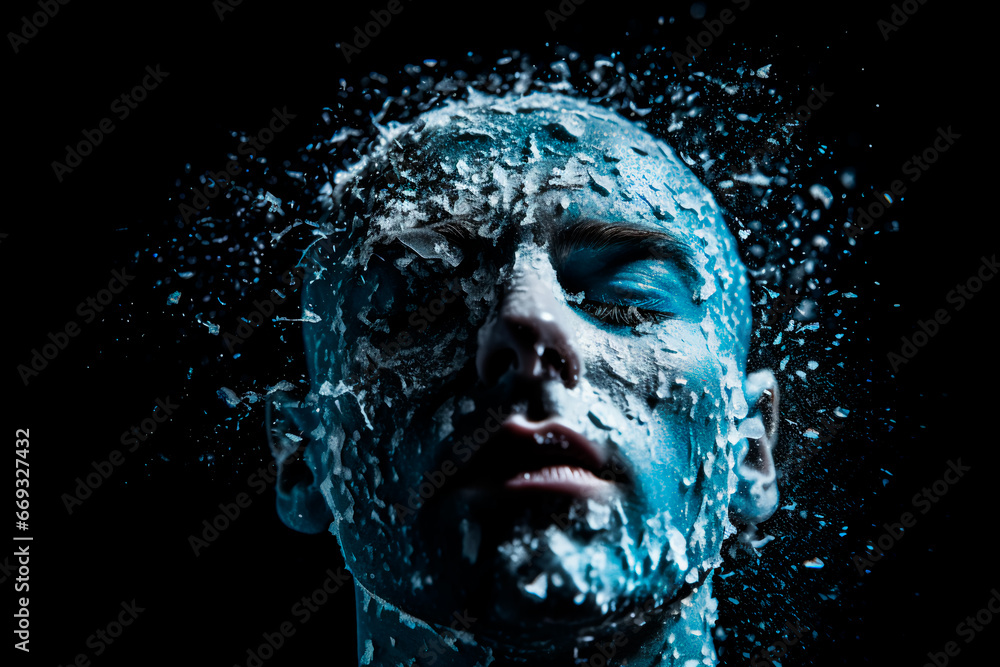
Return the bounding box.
[332,91,751,358]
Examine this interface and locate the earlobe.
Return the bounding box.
[730,369,780,527]
[266,391,334,534]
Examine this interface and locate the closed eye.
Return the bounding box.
[573,269,682,328]
[576,299,674,327]
[557,221,699,330]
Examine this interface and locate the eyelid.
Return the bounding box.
[557,221,698,285]
[577,300,672,328]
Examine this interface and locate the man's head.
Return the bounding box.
[269,91,779,650]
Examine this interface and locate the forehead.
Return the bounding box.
[334,93,753,359]
[363,94,733,249]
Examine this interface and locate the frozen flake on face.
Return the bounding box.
[587,402,618,431]
[360,639,374,664]
[523,573,548,600]
[496,535,537,569]
[545,115,585,142]
[665,523,688,572]
[549,157,590,188]
[720,356,747,419]
[394,228,463,267]
[676,190,709,219]
[585,498,612,530]
[546,530,592,596]
[588,168,614,196]
[526,132,542,162]
[431,398,456,442]
[640,528,663,567]
[490,163,520,209]
[691,237,718,303]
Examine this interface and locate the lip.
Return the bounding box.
[503,465,614,496]
[449,414,627,499]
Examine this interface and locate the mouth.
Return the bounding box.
[448,414,628,500]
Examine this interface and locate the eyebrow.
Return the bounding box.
[554,220,700,285]
[373,218,479,250]
[390,218,702,290]
[431,219,478,243]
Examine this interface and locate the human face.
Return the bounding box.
[302,93,754,642]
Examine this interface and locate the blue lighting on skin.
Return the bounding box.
[271,91,781,667]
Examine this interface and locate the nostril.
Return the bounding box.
[477,312,583,388]
[540,348,564,375]
[510,321,535,345]
[560,365,579,388]
[539,346,579,388]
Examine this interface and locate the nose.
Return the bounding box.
[476,264,582,389]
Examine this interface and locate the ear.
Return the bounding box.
[266,390,334,534]
[730,369,780,527]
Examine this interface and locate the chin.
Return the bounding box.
[456,523,687,640]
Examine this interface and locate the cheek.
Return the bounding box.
[608,326,729,502]
[588,322,717,410]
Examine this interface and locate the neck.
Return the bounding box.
[352,576,719,666]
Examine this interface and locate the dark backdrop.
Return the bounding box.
[6,1,994,665]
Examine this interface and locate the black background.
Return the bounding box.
[5,0,996,665]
